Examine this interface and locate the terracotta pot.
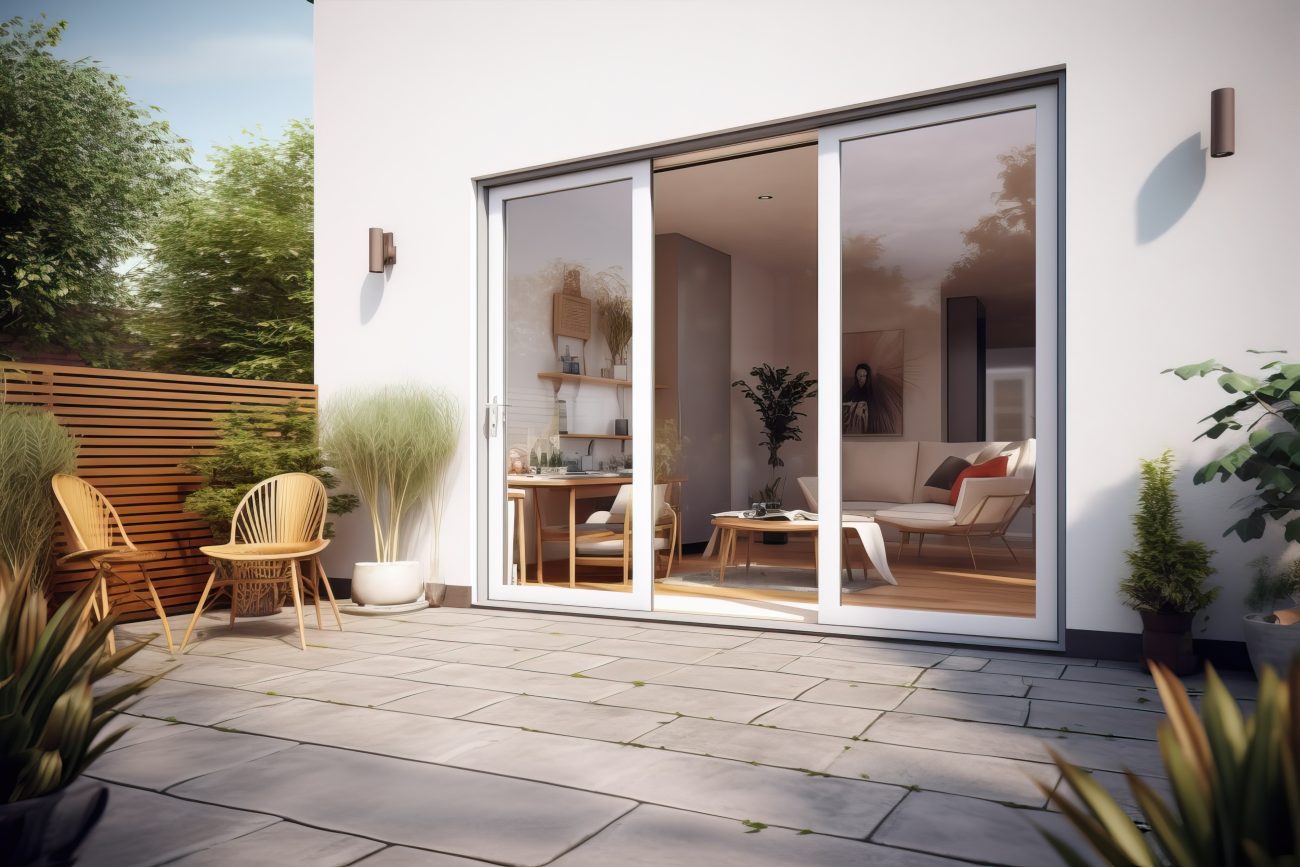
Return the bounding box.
[1140,610,1199,675]
[0,781,108,866]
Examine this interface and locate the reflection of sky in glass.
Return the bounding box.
[505,181,632,282]
[841,110,1035,299]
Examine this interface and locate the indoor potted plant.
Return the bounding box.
[1242,556,1300,676]
[0,400,157,864]
[321,383,461,609]
[732,364,817,543]
[596,280,632,380]
[1119,450,1219,674]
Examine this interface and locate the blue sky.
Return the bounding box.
[10,0,313,168]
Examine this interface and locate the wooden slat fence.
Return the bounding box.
[2,362,316,621]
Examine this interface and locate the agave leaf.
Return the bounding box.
[20,612,117,738]
[1151,662,1214,789]
[91,634,157,681]
[1051,754,1155,865]
[1128,771,1197,867]
[1039,829,1102,867]
[1039,766,1155,866]
[91,671,163,717]
[1240,670,1283,848]
[1160,730,1216,855]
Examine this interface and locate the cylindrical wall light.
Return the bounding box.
[1211,87,1235,158]
[368,227,396,272]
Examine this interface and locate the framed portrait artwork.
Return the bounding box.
[842,329,904,437]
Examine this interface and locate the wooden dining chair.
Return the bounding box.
[179,472,338,652]
[50,474,175,654]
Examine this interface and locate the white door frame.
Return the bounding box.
[482,162,655,611]
[816,85,1059,642]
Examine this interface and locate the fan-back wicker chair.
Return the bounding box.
[51,474,175,654]
[179,472,338,652]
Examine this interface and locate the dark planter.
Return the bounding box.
[761,532,788,545]
[1139,610,1199,675]
[0,781,108,866]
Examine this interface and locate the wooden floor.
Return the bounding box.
[527,535,1036,619]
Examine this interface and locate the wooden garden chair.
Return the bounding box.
[179,472,340,652]
[51,474,175,654]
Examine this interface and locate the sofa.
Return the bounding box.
[797,439,1036,565]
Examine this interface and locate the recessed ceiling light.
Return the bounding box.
[757,194,773,200]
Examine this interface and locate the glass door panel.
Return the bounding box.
[486,163,654,610]
[817,87,1058,641]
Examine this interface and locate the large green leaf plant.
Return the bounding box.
[1166,351,1300,543]
[732,364,817,504]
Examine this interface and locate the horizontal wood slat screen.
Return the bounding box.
[2,363,317,621]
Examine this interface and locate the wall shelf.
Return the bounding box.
[538,372,630,388]
[557,433,631,440]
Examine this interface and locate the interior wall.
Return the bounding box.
[316,0,1300,641]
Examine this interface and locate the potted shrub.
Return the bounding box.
[321,384,461,608]
[1040,660,1299,865]
[1119,450,1219,675]
[0,402,157,863]
[595,274,632,380]
[732,364,817,542]
[182,401,357,615]
[1242,556,1300,676]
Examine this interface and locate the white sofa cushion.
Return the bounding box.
[842,441,919,504]
[843,500,907,518]
[875,502,958,528]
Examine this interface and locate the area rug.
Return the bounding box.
[662,568,874,594]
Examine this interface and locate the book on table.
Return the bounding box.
[711,509,818,522]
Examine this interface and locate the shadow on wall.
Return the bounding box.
[360,272,385,324]
[1136,133,1206,244]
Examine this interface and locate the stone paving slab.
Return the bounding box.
[571,637,721,664]
[872,789,1090,867]
[397,661,635,701]
[418,642,549,667]
[797,679,913,711]
[914,668,1032,697]
[826,739,1058,806]
[75,781,279,867]
[868,712,1165,777]
[582,658,686,682]
[463,694,675,741]
[356,846,494,865]
[510,650,621,673]
[734,636,826,655]
[984,657,1067,678]
[624,628,756,649]
[93,715,189,752]
[449,730,905,840]
[635,716,855,771]
[226,644,373,670]
[406,624,594,651]
[251,669,434,706]
[752,701,881,737]
[700,649,801,670]
[127,680,293,726]
[323,654,446,677]
[597,683,786,723]
[897,687,1030,725]
[548,803,962,867]
[378,684,515,718]
[388,639,477,660]
[88,726,294,790]
[648,663,823,698]
[934,655,989,671]
[152,653,301,688]
[164,820,385,866]
[225,698,516,763]
[171,744,637,867]
[807,642,949,668]
[1026,676,1164,710]
[1028,699,1165,740]
[782,656,924,686]
[1062,664,1155,686]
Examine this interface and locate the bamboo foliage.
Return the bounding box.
[1040,661,1300,866]
[0,401,77,590]
[320,384,461,566]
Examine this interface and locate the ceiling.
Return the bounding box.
[653,145,817,275]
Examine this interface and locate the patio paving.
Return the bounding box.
[78,604,1256,866]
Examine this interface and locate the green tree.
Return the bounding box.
[137,121,314,382]
[0,17,193,363]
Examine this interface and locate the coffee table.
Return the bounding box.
[707,514,897,585]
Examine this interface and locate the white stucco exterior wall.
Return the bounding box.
[314,0,1300,641]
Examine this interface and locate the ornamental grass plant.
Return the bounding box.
[320,384,461,567]
[0,402,77,590]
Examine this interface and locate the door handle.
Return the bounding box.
[484,397,510,437]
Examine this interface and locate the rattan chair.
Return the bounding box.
[179,472,339,652]
[51,474,175,654]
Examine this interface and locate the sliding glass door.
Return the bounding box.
[484,163,656,610]
[816,86,1059,642]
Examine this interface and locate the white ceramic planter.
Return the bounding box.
[612,364,629,381]
[352,561,423,606]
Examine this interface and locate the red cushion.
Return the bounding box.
[949,455,1010,506]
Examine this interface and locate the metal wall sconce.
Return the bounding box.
[1211,88,1235,158]
[368,228,396,272]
